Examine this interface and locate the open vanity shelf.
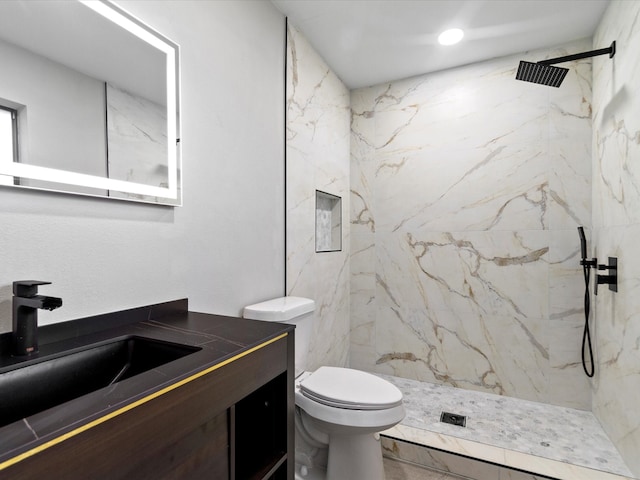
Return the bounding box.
[233,372,288,479]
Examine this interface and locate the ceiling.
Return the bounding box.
[271,0,610,89]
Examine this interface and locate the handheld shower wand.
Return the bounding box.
[578,226,587,260]
[577,227,595,377]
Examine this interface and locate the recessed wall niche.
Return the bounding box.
[315,190,342,252]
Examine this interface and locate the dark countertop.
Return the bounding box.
[0,299,293,465]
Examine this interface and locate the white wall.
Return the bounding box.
[0,0,285,332]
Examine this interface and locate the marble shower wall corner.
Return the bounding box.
[286,24,351,370]
[591,1,640,477]
[350,40,593,410]
[106,83,168,202]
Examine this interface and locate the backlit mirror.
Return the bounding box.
[0,0,181,205]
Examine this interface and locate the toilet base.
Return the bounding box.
[295,463,326,480]
[326,432,384,480]
[294,432,384,480]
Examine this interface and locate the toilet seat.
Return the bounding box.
[295,371,405,431]
[300,366,403,410]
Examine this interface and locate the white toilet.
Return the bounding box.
[243,296,405,480]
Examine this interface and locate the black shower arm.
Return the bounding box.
[538,41,616,66]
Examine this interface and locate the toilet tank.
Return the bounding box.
[243,297,314,377]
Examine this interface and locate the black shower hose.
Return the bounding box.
[582,263,595,377]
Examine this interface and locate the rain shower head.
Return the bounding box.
[516,61,568,87]
[516,41,616,88]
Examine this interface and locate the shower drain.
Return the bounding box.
[440,411,467,427]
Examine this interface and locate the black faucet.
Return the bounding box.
[12,281,63,356]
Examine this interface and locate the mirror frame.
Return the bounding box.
[0,0,182,206]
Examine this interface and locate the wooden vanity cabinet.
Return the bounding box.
[4,333,294,480]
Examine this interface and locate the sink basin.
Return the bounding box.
[0,336,201,429]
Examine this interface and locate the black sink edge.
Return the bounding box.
[0,298,189,355]
[0,334,200,374]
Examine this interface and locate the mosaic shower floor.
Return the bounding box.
[379,375,635,480]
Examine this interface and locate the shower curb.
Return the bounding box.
[381,425,633,480]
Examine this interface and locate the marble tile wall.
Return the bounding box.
[286,24,351,370]
[106,83,168,202]
[591,1,640,477]
[382,438,554,480]
[350,40,593,409]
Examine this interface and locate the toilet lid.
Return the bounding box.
[299,367,403,410]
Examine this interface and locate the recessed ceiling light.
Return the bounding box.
[438,28,464,46]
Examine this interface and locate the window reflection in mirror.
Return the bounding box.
[0,105,17,167]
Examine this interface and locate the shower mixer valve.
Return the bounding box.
[595,257,618,294]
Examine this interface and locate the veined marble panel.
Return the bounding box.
[350,232,376,347]
[547,55,592,230]
[592,2,640,228]
[373,306,549,401]
[287,23,351,370]
[374,146,549,233]
[371,59,547,156]
[592,1,640,477]
[106,83,168,202]
[546,230,592,408]
[382,438,502,480]
[376,230,549,319]
[592,226,640,475]
[350,40,592,409]
[351,85,380,241]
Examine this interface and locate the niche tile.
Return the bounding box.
[316,190,342,252]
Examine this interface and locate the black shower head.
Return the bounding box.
[516,41,616,88]
[516,61,568,87]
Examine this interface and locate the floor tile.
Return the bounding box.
[378,375,633,478]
